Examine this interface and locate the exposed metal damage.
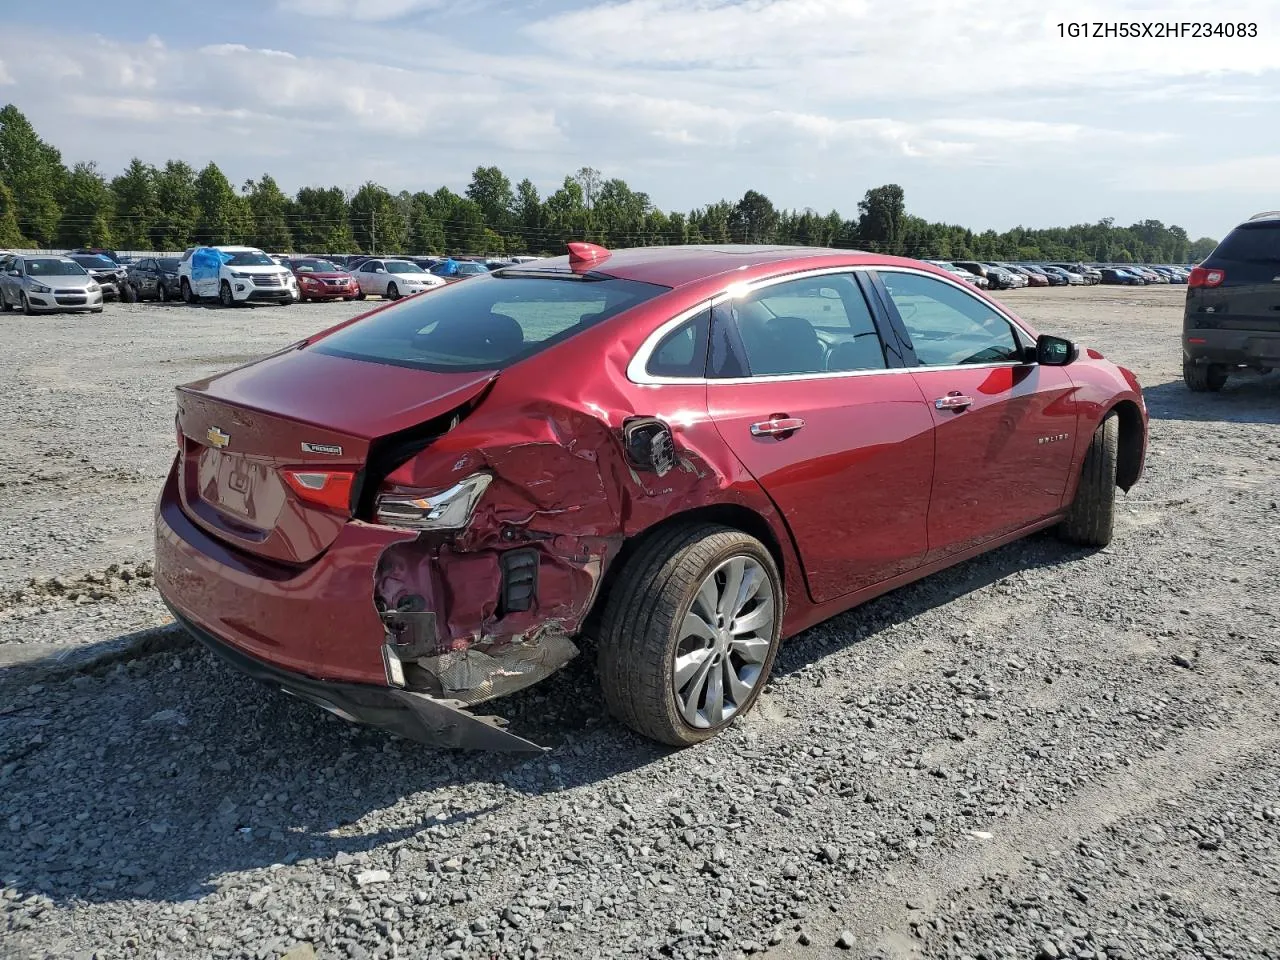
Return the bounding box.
[365,401,716,747]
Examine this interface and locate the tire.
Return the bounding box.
[1058,414,1118,548]
[343,296,355,302]
[386,282,400,300]
[1183,357,1227,392]
[597,523,783,746]
[121,283,138,303]
[21,292,33,316]
[181,279,194,304]
[219,281,235,308]
[356,290,366,301]
[91,307,103,314]
[0,291,11,312]
[157,283,169,303]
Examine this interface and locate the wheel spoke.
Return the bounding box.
[703,661,725,725]
[724,658,754,707]
[731,597,774,637]
[730,564,765,618]
[694,576,719,622]
[673,648,711,689]
[717,557,745,620]
[729,634,771,664]
[677,652,716,726]
[681,611,716,645]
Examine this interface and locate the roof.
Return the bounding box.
[503,244,875,288]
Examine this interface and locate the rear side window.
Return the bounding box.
[313,274,669,372]
[1213,223,1280,263]
[647,310,710,378]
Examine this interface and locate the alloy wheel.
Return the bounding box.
[672,555,776,728]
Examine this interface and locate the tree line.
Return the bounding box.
[0,103,1217,263]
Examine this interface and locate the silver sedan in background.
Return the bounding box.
[0,256,104,314]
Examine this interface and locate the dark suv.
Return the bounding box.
[1184,211,1280,391]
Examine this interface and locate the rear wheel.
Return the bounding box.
[0,291,11,312]
[181,279,194,304]
[1058,414,1118,548]
[219,281,235,308]
[386,282,400,300]
[1183,357,1227,392]
[597,523,783,746]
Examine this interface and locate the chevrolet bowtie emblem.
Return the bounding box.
[207,426,231,449]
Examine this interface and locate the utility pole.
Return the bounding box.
[371,208,377,256]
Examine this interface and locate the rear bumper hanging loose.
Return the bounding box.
[167,604,547,753]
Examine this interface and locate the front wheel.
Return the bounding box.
[120,283,138,303]
[597,524,783,746]
[21,292,33,315]
[1184,358,1227,392]
[1058,414,1118,548]
[386,282,400,300]
[219,281,235,307]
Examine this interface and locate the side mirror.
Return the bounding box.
[7,270,19,277]
[375,268,386,274]
[1036,333,1078,366]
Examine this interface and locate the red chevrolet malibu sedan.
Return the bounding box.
[155,243,1148,751]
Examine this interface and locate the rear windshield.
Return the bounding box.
[1213,222,1280,263]
[311,273,670,372]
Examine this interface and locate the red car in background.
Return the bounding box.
[155,243,1148,752]
[287,257,360,302]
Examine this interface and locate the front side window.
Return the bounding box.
[717,273,886,377]
[313,273,669,372]
[879,271,1021,366]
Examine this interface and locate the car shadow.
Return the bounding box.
[0,532,1088,909]
[1143,374,1280,424]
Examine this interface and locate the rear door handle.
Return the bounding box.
[750,417,806,438]
[935,393,974,411]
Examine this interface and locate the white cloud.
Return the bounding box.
[275,0,442,20]
[1120,156,1280,193]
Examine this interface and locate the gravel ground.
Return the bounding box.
[2,286,1279,960]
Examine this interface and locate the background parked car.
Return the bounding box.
[66,253,129,300]
[179,245,298,306]
[0,255,104,314]
[981,262,1025,288]
[927,261,989,288]
[1100,268,1144,285]
[288,257,361,302]
[353,258,446,299]
[127,257,184,302]
[429,259,492,283]
[1040,265,1083,286]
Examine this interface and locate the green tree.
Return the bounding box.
[57,161,114,247]
[728,190,778,244]
[292,186,355,253]
[193,162,243,244]
[513,178,544,252]
[0,104,65,246]
[111,159,159,249]
[243,174,293,251]
[0,180,23,247]
[857,184,906,254]
[1188,237,1217,261]
[545,177,588,244]
[465,166,515,233]
[349,182,406,253]
[152,161,199,250]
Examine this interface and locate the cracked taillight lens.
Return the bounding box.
[374,473,492,530]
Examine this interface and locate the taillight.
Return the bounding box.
[282,469,356,512]
[1188,266,1224,288]
[374,473,492,530]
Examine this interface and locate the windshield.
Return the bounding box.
[385,261,426,274]
[224,251,275,267]
[312,274,670,372]
[457,262,489,275]
[26,258,88,277]
[69,255,116,269]
[293,258,341,273]
[158,258,180,272]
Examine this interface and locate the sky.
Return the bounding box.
[3,0,1279,241]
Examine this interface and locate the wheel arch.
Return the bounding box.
[1109,399,1145,492]
[584,503,789,639]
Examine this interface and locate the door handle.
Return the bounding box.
[750,417,806,438]
[935,393,974,411]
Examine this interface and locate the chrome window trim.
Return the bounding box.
[627,263,1033,386]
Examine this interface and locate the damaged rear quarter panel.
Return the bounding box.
[373,287,806,676]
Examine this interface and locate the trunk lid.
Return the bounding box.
[176,348,495,563]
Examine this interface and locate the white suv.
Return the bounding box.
[179,246,298,306]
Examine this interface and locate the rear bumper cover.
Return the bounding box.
[168,604,545,752]
[1184,329,1280,366]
